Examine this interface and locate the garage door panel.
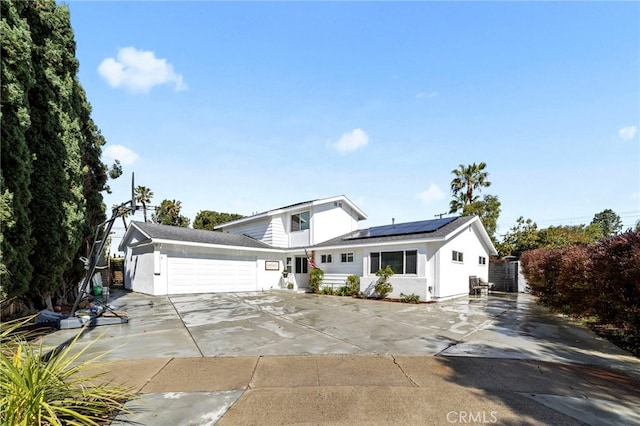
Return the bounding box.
[167,256,256,294]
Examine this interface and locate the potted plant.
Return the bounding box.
[287,282,294,290]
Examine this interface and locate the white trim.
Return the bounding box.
[214,195,367,230]
[152,239,284,254]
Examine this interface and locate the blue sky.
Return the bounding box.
[65,1,639,246]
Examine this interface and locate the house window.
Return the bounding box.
[452,251,464,263]
[341,252,354,263]
[369,250,418,274]
[370,252,380,273]
[479,256,487,266]
[321,254,332,263]
[295,257,308,274]
[291,211,310,232]
[285,257,292,273]
[405,250,417,274]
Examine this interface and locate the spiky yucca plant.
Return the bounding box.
[0,317,135,425]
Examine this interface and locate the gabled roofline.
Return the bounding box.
[140,238,284,254]
[214,195,367,229]
[310,215,498,255]
[446,216,498,256]
[118,221,149,252]
[120,214,497,257]
[308,235,450,251]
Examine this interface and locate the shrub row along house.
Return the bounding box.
[119,195,497,301]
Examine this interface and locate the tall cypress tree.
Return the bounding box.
[2,0,113,307]
[64,84,110,295]
[0,0,35,296]
[23,1,87,308]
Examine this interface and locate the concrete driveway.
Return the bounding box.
[39,290,640,425]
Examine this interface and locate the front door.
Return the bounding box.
[294,256,309,288]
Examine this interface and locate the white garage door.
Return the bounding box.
[168,255,257,294]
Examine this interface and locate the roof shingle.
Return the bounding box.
[131,221,275,250]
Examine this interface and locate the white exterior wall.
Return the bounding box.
[220,218,271,243]
[316,249,363,276]
[266,216,287,247]
[220,200,362,249]
[133,243,286,295]
[256,257,288,291]
[289,228,310,247]
[436,224,491,299]
[311,202,359,245]
[124,245,155,295]
[359,243,431,301]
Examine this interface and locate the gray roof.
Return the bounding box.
[130,221,275,250]
[313,216,475,248]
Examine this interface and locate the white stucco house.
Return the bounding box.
[118,195,498,301]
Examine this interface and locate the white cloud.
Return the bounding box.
[103,144,139,165]
[328,128,369,154]
[416,184,445,204]
[98,47,187,93]
[619,125,638,141]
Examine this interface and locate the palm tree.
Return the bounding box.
[113,204,131,231]
[449,162,491,214]
[152,199,189,227]
[134,185,154,223]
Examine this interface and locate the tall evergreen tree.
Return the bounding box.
[64,85,111,297]
[0,0,35,296]
[590,209,623,237]
[1,0,112,307]
[22,1,82,308]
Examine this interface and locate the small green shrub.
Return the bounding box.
[286,282,294,290]
[0,316,135,425]
[320,286,334,295]
[309,268,324,293]
[345,275,360,296]
[400,293,420,303]
[335,286,350,296]
[374,265,394,299]
[374,281,393,299]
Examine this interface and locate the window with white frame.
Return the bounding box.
[452,251,464,263]
[295,257,308,274]
[479,256,487,265]
[369,250,417,274]
[341,252,354,263]
[321,254,332,263]
[291,211,310,232]
[285,257,292,273]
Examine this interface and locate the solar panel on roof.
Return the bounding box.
[346,216,457,240]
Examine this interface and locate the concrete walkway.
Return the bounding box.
[40,290,640,425]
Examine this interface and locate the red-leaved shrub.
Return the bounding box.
[520,230,640,330]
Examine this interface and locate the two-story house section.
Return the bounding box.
[214,196,367,248]
[119,195,497,300]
